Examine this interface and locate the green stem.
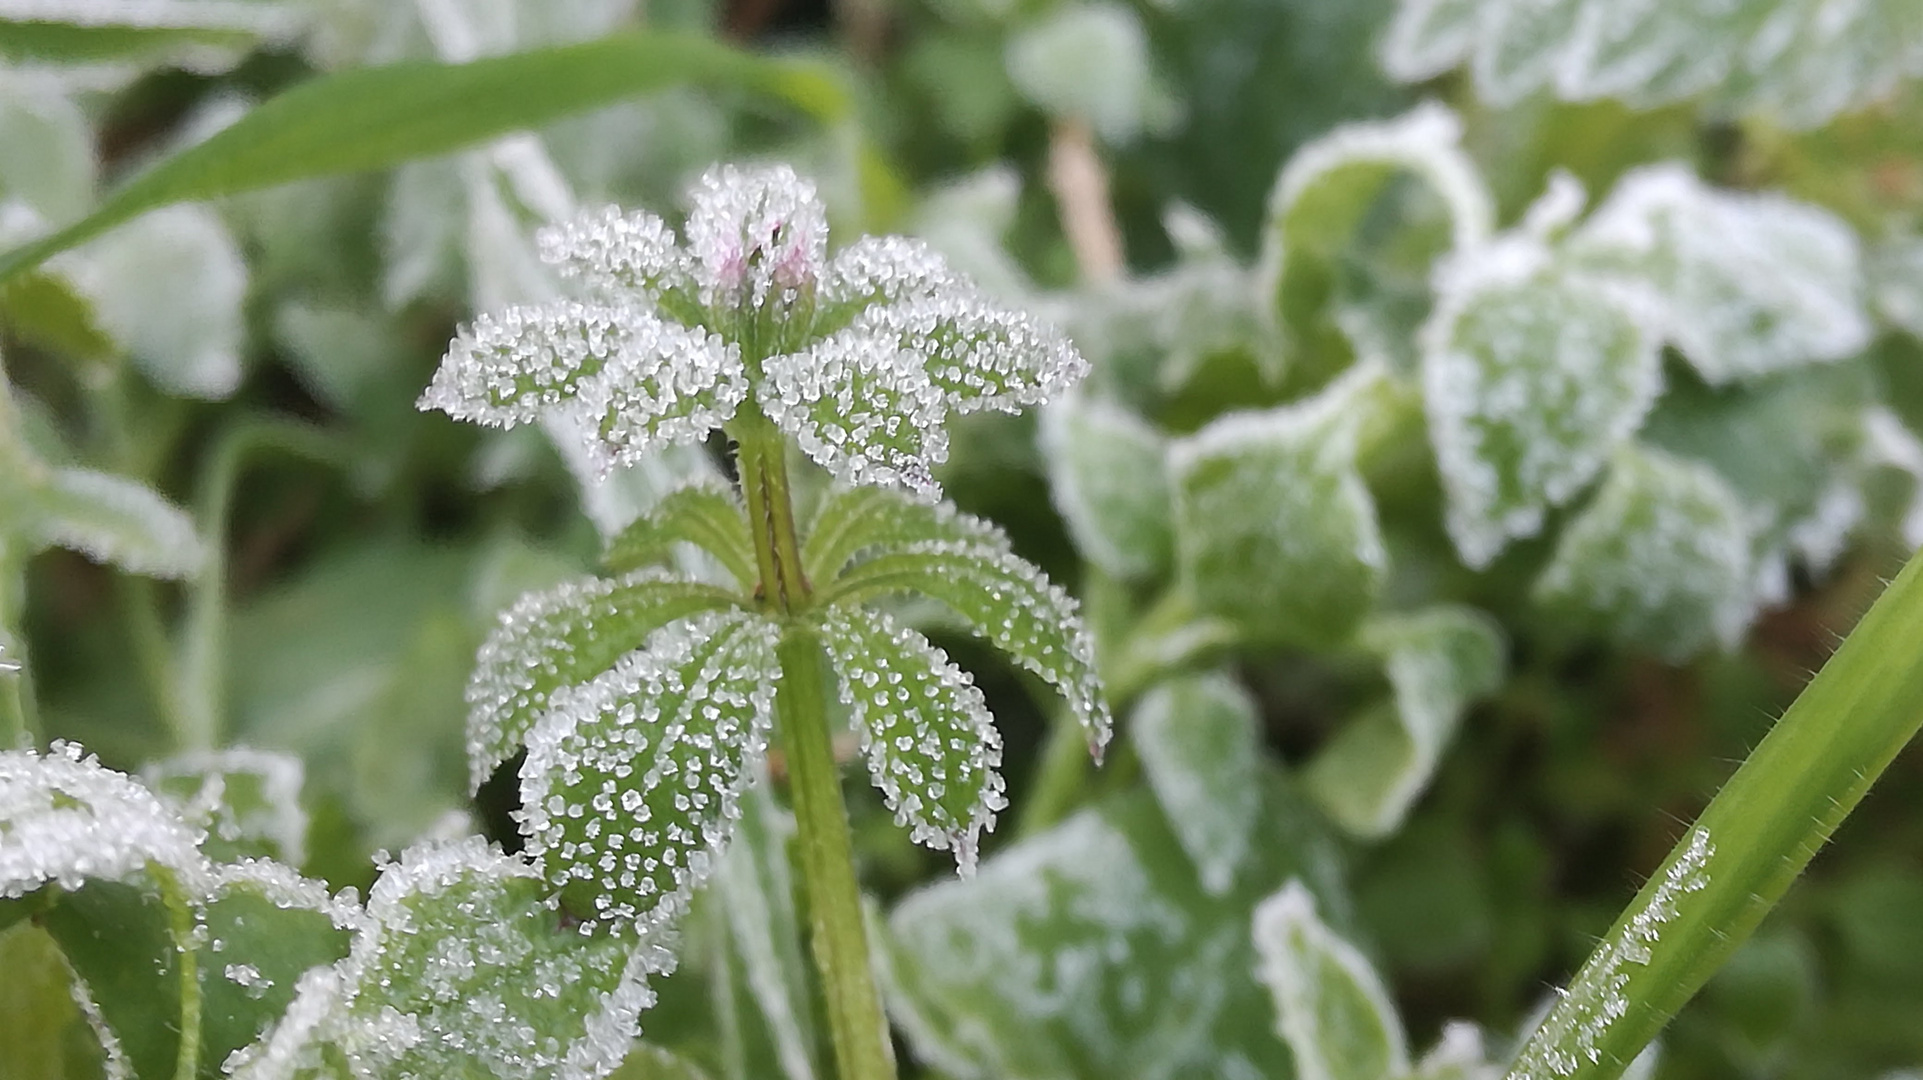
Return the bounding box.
[1509,549,1923,1080]
[0,540,36,750]
[152,864,201,1080]
[732,410,892,1080]
[119,578,193,749]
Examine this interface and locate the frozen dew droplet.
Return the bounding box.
[684,163,829,309]
[1,741,212,902]
[761,332,951,500]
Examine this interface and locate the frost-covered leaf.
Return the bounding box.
[1378,0,1481,81]
[709,780,819,1080]
[761,331,950,499]
[1003,1,1174,144]
[1040,394,1172,581]
[818,606,1005,874]
[231,838,665,1080]
[1252,880,1409,1080]
[602,481,756,588]
[1535,445,1756,660]
[61,203,248,399]
[801,485,1006,586]
[421,299,745,472]
[1257,102,1493,375]
[1168,381,1388,646]
[143,748,308,865]
[1305,608,1505,839]
[817,235,958,335]
[884,783,1346,1080]
[611,1042,719,1080]
[537,204,699,322]
[683,162,828,317]
[464,570,740,790]
[1570,165,1871,385]
[831,540,1109,757]
[1,742,206,902]
[520,610,781,932]
[1410,1022,1501,1080]
[19,466,205,579]
[1421,233,1660,568]
[1132,672,1262,896]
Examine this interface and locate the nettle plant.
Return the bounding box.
[2,162,1107,1080]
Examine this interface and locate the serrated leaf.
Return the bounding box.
[1252,879,1409,1080]
[520,610,781,933]
[801,485,1005,587]
[1257,102,1493,377]
[1132,672,1262,896]
[1305,607,1505,839]
[231,838,665,1080]
[1569,165,1871,386]
[710,779,820,1080]
[21,466,205,579]
[1168,378,1388,647]
[143,748,309,865]
[1535,444,1756,661]
[818,606,1005,874]
[602,481,756,588]
[884,781,1346,1080]
[61,203,248,399]
[1421,234,1661,569]
[0,32,850,282]
[464,570,740,790]
[830,540,1110,756]
[1040,395,1172,581]
[761,332,950,499]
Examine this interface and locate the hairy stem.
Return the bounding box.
[1509,549,1923,1080]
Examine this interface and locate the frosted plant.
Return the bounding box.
[423,162,1103,1079]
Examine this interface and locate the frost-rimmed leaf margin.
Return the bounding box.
[1252,878,1410,1080]
[19,465,206,580]
[801,484,1007,587]
[1132,671,1262,896]
[601,479,758,587]
[1040,392,1173,582]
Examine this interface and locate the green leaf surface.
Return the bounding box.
[465,570,741,791]
[611,1042,720,1080]
[0,923,97,1080]
[801,485,1005,587]
[1040,395,1172,581]
[884,779,1347,1080]
[1305,607,1505,839]
[192,867,354,1076]
[1168,375,1387,647]
[829,540,1109,757]
[603,481,758,588]
[37,879,184,1080]
[710,780,821,1080]
[1252,879,1409,1080]
[1131,672,1262,896]
[21,466,205,580]
[0,18,259,67]
[520,610,781,933]
[1534,445,1755,661]
[0,31,850,282]
[817,605,1004,873]
[143,748,309,865]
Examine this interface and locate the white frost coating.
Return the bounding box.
[0,742,211,901]
[1040,393,1172,581]
[1379,0,1484,81]
[1571,164,1871,385]
[520,610,781,933]
[1509,828,1712,1079]
[1258,101,1494,329]
[212,857,364,932]
[69,969,134,1080]
[1421,231,1661,568]
[1864,407,1923,549]
[1252,879,1411,1080]
[0,0,302,33]
[1417,1021,1502,1080]
[422,163,1088,500]
[1131,673,1261,896]
[28,466,206,580]
[144,747,310,866]
[819,607,1006,875]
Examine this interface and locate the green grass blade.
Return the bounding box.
[0,30,849,283]
[1509,549,1923,1080]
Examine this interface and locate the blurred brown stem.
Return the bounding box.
[1046,117,1124,284]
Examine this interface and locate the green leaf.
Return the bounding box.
[0,922,97,1080]
[1040,395,1172,581]
[0,81,94,223]
[1131,672,1262,896]
[0,272,118,362]
[36,879,184,1080]
[0,31,850,282]
[464,570,741,790]
[1305,607,1505,839]
[883,780,1346,1080]
[1,743,207,904]
[1534,445,1755,661]
[1256,102,1492,378]
[1421,231,1660,569]
[828,540,1110,757]
[192,865,355,1074]
[610,1042,720,1080]
[21,466,205,580]
[1168,374,1387,647]
[603,481,757,588]
[816,605,1004,873]
[520,610,781,933]
[801,485,1004,587]
[0,18,260,67]
[1252,880,1409,1080]
[143,748,309,865]
[232,838,665,1080]
[709,780,821,1080]
[1569,165,1871,386]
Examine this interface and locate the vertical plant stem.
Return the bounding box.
[1046,117,1124,284]
[1509,549,1923,1080]
[733,407,893,1080]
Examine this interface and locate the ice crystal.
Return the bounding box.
[520,610,781,933]
[143,747,309,865]
[0,741,210,901]
[818,606,1006,875]
[421,163,1087,497]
